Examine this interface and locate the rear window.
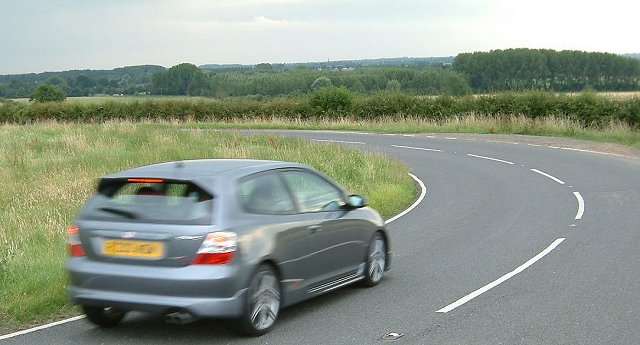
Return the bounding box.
[79,180,214,225]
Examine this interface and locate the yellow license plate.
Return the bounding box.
[103,239,164,258]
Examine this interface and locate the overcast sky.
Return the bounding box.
[1,0,638,75]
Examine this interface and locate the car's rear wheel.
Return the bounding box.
[362,233,386,287]
[82,305,125,328]
[239,264,281,336]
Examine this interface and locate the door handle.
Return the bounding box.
[308,225,322,233]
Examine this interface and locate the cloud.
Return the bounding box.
[252,16,303,27]
[165,15,313,32]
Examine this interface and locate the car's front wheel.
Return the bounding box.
[239,264,281,336]
[362,233,387,287]
[82,305,125,328]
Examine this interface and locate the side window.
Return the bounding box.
[239,173,295,214]
[281,170,344,213]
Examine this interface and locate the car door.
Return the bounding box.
[279,169,366,287]
[237,172,323,293]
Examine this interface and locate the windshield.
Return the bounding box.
[79,180,214,225]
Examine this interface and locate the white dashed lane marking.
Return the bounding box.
[530,169,566,185]
[467,154,515,165]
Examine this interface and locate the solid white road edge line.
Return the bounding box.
[2,173,427,340]
[0,316,86,341]
[467,154,515,165]
[386,173,427,225]
[573,192,585,220]
[436,238,566,313]
[530,169,566,185]
[561,147,625,157]
[391,144,443,152]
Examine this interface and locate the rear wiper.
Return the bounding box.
[98,207,139,219]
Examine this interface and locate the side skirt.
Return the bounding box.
[307,263,365,295]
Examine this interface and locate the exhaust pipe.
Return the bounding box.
[164,310,195,325]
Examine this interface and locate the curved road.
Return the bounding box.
[3,131,640,344]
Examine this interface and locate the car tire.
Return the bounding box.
[82,305,125,328]
[362,233,386,287]
[239,264,281,336]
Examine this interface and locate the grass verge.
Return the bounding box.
[183,114,640,148]
[0,122,415,334]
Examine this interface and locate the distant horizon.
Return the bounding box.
[3,51,639,76]
[0,55,445,76]
[4,55,457,75]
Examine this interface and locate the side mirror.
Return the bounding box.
[346,195,368,209]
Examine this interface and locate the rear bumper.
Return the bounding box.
[66,257,248,318]
[68,286,246,318]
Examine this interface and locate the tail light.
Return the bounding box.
[67,225,86,257]
[191,232,237,264]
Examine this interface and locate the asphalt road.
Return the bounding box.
[4,131,640,344]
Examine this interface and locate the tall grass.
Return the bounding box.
[0,123,414,333]
[183,114,640,148]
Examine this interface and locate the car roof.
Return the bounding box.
[102,159,305,180]
[96,159,347,198]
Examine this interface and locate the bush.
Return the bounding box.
[440,74,472,96]
[308,87,354,115]
[621,98,640,127]
[352,91,415,118]
[30,83,66,103]
[0,99,27,122]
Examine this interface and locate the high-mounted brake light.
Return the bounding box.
[191,232,237,265]
[127,178,165,183]
[67,225,86,257]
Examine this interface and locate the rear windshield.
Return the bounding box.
[79,180,214,225]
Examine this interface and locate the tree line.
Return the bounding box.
[453,48,640,92]
[151,62,471,97]
[147,50,640,97]
[0,65,163,98]
[2,49,639,101]
[1,62,470,99]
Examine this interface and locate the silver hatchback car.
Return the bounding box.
[66,159,390,336]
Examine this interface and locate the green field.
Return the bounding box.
[11,91,640,104]
[0,123,415,334]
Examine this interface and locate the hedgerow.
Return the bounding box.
[1,91,639,128]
